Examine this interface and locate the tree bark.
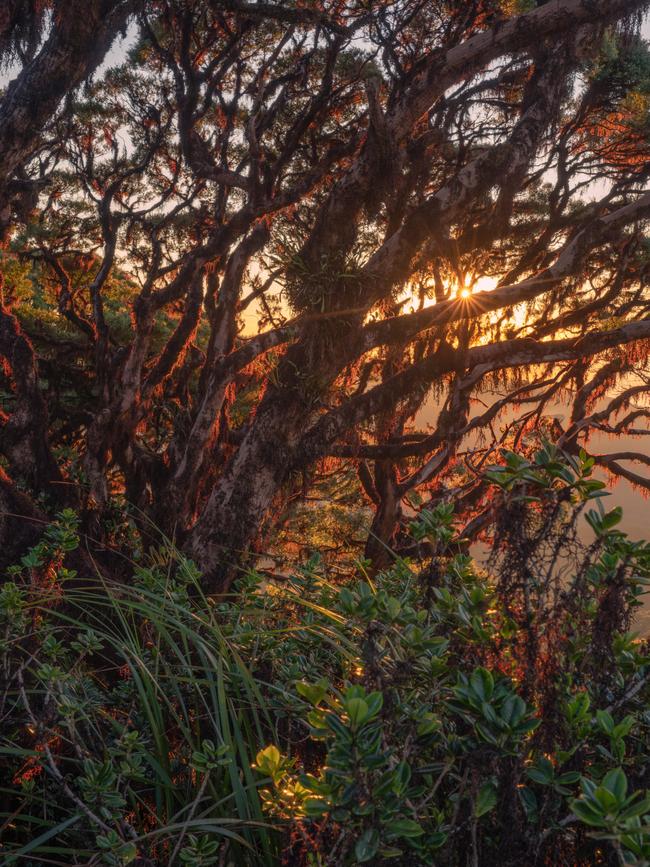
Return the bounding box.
[364,460,402,572]
[185,320,356,590]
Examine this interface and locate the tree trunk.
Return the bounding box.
[186,394,306,591]
[364,461,402,572]
[186,325,353,591]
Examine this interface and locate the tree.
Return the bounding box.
[0,0,133,563]
[1,0,650,590]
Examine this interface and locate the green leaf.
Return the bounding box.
[619,796,650,821]
[385,819,424,839]
[386,597,401,619]
[379,847,404,859]
[470,668,494,701]
[593,786,619,812]
[602,768,627,802]
[519,786,538,819]
[596,710,614,735]
[255,745,282,777]
[475,782,498,817]
[475,721,499,745]
[393,761,411,794]
[571,799,607,827]
[364,691,383,719]
[416,712,440,736]
[355,829,380,862]
[602,507,623,530]
[346,697,370,728]
[303,798,330,817]
[324,712,352,739]
[501,695,525,726]
[296,678,328,707]
[527,768,553,786]
[558,771,581,786]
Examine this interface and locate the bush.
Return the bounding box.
[2,445,650,866]
[0,513,277,866]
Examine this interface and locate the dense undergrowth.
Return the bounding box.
[2,445,650,866]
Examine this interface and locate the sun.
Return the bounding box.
[459,287,472,299]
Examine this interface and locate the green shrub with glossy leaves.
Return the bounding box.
[2,444,650,866]
[225,445,650,865]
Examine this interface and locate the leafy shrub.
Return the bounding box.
[2,445,650,866]
[224,445,650,865]
[0,514,276,865]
